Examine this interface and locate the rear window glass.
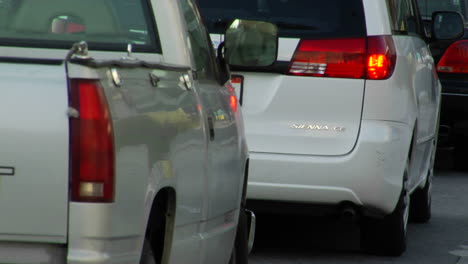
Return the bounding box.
[197,0,366,39]
[417,0,467,20]
[0,0,161,53]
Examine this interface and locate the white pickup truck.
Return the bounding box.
[0,0,268,263]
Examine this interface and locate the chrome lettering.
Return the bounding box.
[291,124,346,132]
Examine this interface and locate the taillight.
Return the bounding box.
[367,36,396,80]
[288,36,396,80]
[230,95,238,113]
[231,76,243,85]
[70,79,115,203]
[437,40,468,73]
[289,38,367,79]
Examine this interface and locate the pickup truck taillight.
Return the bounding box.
[288,36,396,80]
[437,40,468,73]
[70,79,115,203]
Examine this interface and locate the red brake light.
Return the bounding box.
[231,77,242,84]
[288,36,396,80]
[226,82,238,113]
[67,23,86,33]
[437,40,468,73]
[230,95,238,113]
[289,38,367,79]
[366,36,396,80]
[70,79,115,203]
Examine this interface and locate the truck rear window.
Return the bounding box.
[197,0,366,39]
[0,0,161,53]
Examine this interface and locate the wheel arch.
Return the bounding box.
[145,187,176,264]
[407,119,431,192]
[241,158,249,208]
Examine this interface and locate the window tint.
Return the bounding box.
[0,0,161,52]
[197,0,366,39]
[180,0,217,80]
[417,0,466,20]
[387,0,419,34]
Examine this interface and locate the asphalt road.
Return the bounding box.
[249,170,468,264]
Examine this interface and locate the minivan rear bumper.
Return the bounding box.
[246,120,412,217]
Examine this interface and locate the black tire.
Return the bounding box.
[360,167,410,256]
[410,171,432,223]
[229,210,249,264]
[142,195,168,264]
[140,239,157,264]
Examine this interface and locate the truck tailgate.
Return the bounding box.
[0,63,69,243]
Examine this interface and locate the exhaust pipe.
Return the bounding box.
[439,125,451,137]
[340,205,358,222]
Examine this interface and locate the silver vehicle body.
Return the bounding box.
[0,0,248,263]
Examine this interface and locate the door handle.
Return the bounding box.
[207,116,215,141]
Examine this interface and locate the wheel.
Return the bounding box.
[141,195,168,264]
[140,239,157,264]
[360,164,410,256]
[410,170,432,223]
[229,209,249,264]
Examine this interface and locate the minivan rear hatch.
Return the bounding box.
[199,0,368,156]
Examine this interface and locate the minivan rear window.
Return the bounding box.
[197,0,366,39]
[0,0,161,53]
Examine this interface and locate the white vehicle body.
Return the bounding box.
[0,0,250,263]
[200,0,440,255]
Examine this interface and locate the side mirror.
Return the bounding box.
[224,19,278,67]
[432,11,465,40]
[216,42,230,85]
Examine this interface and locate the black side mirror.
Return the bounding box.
[216,42,230,86]
[223,19,278,67]
[432,11,465,40]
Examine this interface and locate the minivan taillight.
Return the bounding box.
[367,36,397,80]
[288,36,396,80]
[289,38,367,78]
[70,79,115,203]
[437,40,468,73]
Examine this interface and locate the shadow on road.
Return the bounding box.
[252,212,361,255]
[248,170,468,264]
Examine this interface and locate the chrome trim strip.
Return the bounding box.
[416,135,434,145]
[442,93,468,97]
[245,209,256,254]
